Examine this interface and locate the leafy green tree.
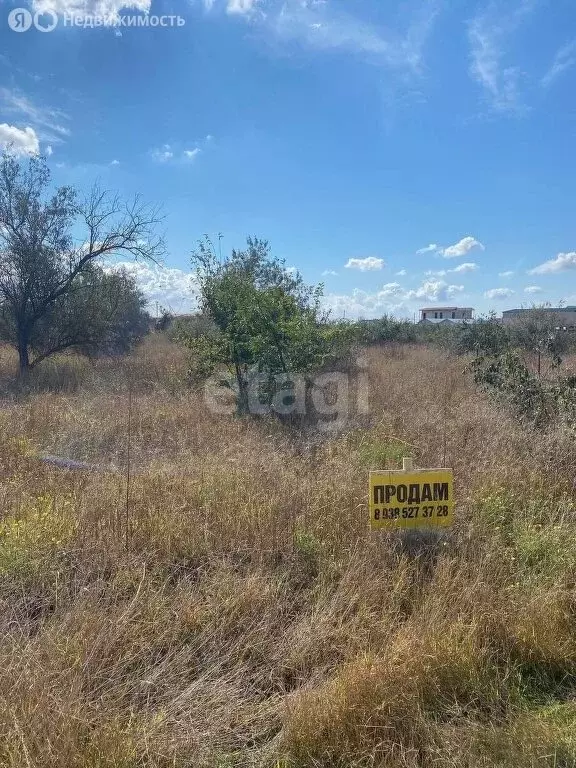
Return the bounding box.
[471,351,550,425]
[155,309,174,333]
[0,264,150,366]
[508,306,569,373]
[0,152,164,373]
[186,236,356,414]
[454,312,510,357]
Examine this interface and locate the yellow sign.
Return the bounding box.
[369,469,455,531]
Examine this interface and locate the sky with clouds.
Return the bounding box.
[1,0,575,318]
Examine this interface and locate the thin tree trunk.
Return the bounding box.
[235,362,249,415]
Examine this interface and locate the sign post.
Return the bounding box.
[369,458,455,531]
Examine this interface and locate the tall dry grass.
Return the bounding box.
[0,336,575,766]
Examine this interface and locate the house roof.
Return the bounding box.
[503,307,576,314]
[419,307,474,312]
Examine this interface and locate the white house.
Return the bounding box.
[419,307,474,324]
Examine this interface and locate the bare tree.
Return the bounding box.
[0,152,164,374]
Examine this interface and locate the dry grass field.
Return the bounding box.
[1,335,576,767]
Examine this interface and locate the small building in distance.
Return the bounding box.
[419,307,474,324]
[502,306,576,330]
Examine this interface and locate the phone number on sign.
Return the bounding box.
[374,505,450,521]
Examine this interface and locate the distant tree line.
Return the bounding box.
[3,149,574,432]
[356,308,576,364]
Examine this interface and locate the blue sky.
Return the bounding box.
[1,0,575,318]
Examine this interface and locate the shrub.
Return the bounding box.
[181,236,358,414]
[0,493,77,581]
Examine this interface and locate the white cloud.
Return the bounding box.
[110,159,120,165]
[226,0,258,14]
[45,144,53,156]
[541,40,576,88]
[345,256,384,271]
[524,285,542,294]
[450,262,479,274]
[322,269,338,277]
[106,261,198,313]
[468,17,519,112]
[0,124,39,156]
[418,240,484,259]
[272,4,394,60]
[322,275,467,319]
[0,88,70,144]
[206,0,440,75]
[468,0,535,113]
[379,282,404,297]
[499,270,515,277]
[416,243,439,255]
[442,236,485,259]
[322,285,408,319]
[529,252,576,274]
[151,142,206,164]
[396,268,407,276]
[427,265,481,276]
[32,0,152,22]
[321,291,376,319]
[407,279,464,302]
[151,145,174,162]
[485,287,515,300]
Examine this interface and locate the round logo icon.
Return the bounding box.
[8,7,33,31]
[33,9,57,31]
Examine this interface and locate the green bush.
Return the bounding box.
[472,352,576,429]
[357,316,417,345]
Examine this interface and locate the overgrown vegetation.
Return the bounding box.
[471,352,576,429]
[0,152,163,374]
[0,338,575,766]
[357,315,418,345]
[353,309,576,432]
[2,153,576,766]
[181,236,357,414]
[454,309,576,430]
